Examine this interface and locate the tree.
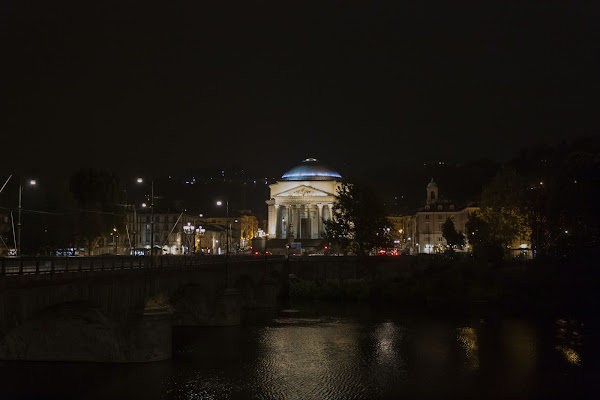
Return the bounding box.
[324,181,392,256]
[465,211,504,262]
[478,168,531,256]
[69,168,122,254]
[441,217,465,252]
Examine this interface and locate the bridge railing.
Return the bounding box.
[0,254,285,276]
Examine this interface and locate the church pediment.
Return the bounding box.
[276,185,333,197]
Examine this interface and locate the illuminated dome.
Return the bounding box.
[280,158,342,181]
[427,178,438,188]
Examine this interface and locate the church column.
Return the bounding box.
[281,205,286,239]
[267,204,276,237]
[290,204,296,239]
[317,204,323,238]
[305,204,312,239]
[296,204,301,238]
[274,204,280,238]
[327,204,334,221]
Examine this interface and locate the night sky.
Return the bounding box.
[2,1,599,180]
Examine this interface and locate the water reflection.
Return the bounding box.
[251,319,370,399]
[456,327,479,371]
[0,309,595,399]
[555,319,583,366]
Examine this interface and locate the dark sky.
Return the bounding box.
[2,1,599,180]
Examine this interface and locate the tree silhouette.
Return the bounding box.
[441,217,465,253]
[69,168,122,254]
[324,180,392,256]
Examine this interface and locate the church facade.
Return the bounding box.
[266,158,342,240]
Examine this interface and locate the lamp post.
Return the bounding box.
[196,226,205,254]
[111,227,118,255]
[183,222,195,254]
[17,178,36,256]
[137,178,154,267]
[216,199,229,286]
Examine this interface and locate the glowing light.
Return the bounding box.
[29,180,36,185]
[142,203,147,208]
[282,171,342,179]
[216,201,222,206]
[556,345,581,365]
[457,327,479,371]
[137,178,143,183]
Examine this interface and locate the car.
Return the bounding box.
[252,250,271,256]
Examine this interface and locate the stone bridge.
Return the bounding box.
[0,255,288,363]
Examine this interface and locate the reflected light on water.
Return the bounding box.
[252,319,367,399]
[456,327,479,371]
[555,319,583,366]
[375,321,398,363]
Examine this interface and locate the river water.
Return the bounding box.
[1,302,598,399]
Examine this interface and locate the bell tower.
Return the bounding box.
[426,179,438,204]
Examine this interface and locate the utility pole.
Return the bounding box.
[17,180,22,256]
[17,178,36,256]
[150,180,154,267]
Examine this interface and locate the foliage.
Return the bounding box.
[507,137,600,259]
[466,212,504,262]
[441,217,465,252]
[324,181,393,256]
[478,168,531,254]
[69,168,122,254]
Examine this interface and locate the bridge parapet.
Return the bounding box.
[0,254,285,276]
[0,257,288,363]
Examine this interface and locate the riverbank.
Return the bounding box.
[288,256,600,316]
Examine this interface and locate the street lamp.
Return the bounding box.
[196,226,205,254]
[111,227,118,255]
[137,178,154,267]
[216,199,230,287]
[17,178,36,256]
[183,222,195,254]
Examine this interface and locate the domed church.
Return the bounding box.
[266,158,342,240]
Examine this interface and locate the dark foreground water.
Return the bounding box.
[1,303,598,399]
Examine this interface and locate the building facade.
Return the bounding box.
[409,179,479,254]
[200,213,258,252]
[123,211,203,255]
[266,158,341,240]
